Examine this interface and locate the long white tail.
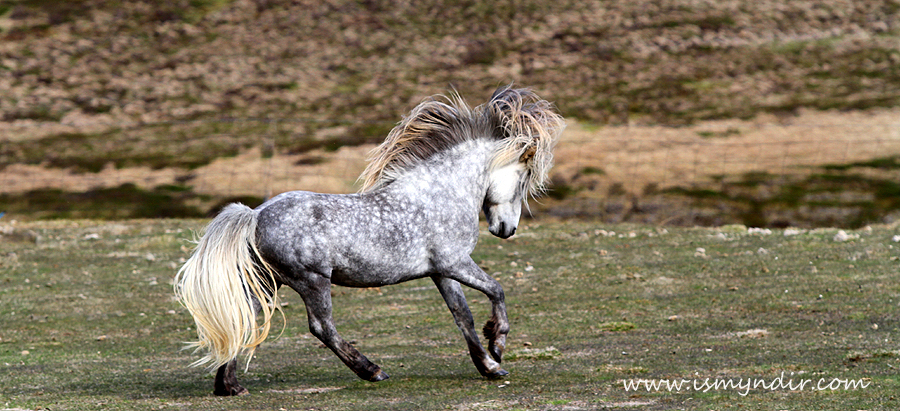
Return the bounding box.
[174,203,280,370]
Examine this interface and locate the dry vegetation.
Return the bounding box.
[1,0,899,226]
[2,0,898,127]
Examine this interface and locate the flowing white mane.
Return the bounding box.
[359,86,566,196]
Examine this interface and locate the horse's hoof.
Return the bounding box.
[484,368,509,379]
[214,386,249,396]
[369,369,390,382]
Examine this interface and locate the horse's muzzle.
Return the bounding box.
[490,221,516,239]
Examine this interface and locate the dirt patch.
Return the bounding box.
[3,108,898,198]
[555,108,900,197]
[267,386,345,394]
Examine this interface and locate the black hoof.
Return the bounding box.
[214,361,250,396]
[484,368,509,379]
[368,369,390,382]
[214,385,249,396]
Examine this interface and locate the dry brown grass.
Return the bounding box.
[554,107,900,196]
[1,0,898,134]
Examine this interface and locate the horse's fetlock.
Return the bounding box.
[483,317,508,340]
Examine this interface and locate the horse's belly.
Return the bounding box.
[322,235,434,287]
[330,262,430,287]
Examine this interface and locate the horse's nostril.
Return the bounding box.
[493,222,515,238]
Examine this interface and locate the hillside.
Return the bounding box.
[1,0,899,225]
[2,0,898,129]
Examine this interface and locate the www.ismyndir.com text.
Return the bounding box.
[622,372,871,396]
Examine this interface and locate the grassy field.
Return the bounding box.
[1,218,898,410]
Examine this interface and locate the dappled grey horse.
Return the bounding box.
[174,86,565,395]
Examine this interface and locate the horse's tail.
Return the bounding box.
[174,203,281,370]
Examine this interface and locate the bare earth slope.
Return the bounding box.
[1,0,899,225]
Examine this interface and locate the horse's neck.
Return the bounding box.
[384,139,494,213]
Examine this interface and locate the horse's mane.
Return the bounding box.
[358,86,565,196]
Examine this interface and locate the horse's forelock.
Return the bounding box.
[486,87,566,197]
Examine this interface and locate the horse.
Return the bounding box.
[174,86,565,396]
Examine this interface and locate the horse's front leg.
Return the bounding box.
[442,259,510,371]
[432,276,508,378]
[289,275,389,382]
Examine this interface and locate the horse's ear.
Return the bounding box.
[519,145,537,163]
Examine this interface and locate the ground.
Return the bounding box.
[1,219,898,410]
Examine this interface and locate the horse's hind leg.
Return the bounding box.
[432,276,508,378]
[214,359,249,396]
[289,275,389,382]
[213,291,267,396]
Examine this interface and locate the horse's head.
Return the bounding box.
[480,86,565,239]
[482,148,534,239]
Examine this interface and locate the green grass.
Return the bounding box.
[1,219,898,409]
